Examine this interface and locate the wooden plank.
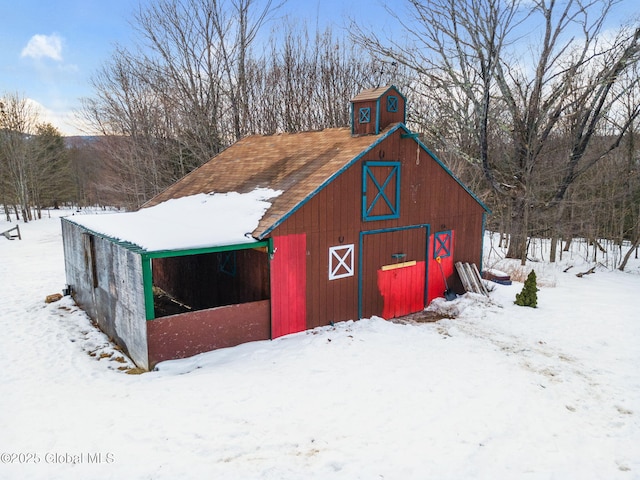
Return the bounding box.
[455,262,474,293]
[147,300,271,369]
[455,262,489,296]
[464,262,482,294]
[381,260,417,271]
[471,263,490,296]
[1,225,21,240]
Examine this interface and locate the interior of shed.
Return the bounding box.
[151,247,270,318]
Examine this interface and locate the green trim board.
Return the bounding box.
[64,218,271,258]
[142,256,154,320]
[141,240,271,321]
[64,219,272,321]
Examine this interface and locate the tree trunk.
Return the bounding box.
[506,196,528,263]
[550,233,558,263]
[619,234,640,271]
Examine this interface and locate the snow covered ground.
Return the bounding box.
[1,210,638,479]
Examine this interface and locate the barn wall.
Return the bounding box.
[147,299,270,369]
[61,219,149,369]
[353,99,379,135]
[270,129,485,327]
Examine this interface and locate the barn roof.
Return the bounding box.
[138,120,489,246]
[350,85,405,102]
[145,124,399,239]
[65,188,281,253]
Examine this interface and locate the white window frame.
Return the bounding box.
[329,244,354,280]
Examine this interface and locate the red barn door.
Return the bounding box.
[270,234,307,338]
[360,226,428,319]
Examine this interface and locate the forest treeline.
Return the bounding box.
[1,0,639,265]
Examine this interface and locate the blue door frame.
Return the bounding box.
[358,224,430,319]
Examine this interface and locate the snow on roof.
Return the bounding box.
[66,188,282,252]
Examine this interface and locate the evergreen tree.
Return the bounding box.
[515,270,539,308]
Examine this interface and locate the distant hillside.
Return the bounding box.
[64,136,99,148]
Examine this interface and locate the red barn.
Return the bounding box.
[62,85,489,370]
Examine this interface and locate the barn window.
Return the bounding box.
[359,107,371,123]
[329,244,354,280]
[362,161,401,221]
[387,95,398,112]
[217,251,236,277]
[434,231,452,258]
[83,233,98,288]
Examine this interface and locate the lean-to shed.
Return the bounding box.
[62,85,489,370]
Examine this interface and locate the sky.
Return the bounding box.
[0,0,638,136]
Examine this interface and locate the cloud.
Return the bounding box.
[22,98,90,136]
[21,34,63,61]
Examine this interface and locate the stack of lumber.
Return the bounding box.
[455,262,490,296]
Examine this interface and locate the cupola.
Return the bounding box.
[350,85,406,136]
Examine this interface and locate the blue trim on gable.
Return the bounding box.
[257,122,490,240]
[258,123,406,239]
[379,85,407,104]
[375,98,381,134]
[408,125,491,214]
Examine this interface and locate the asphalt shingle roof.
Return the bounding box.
[145,125,394,239]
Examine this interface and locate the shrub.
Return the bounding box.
[515,270,539,308]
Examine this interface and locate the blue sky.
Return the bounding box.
[1,0,637,136]
[0,0,390,135]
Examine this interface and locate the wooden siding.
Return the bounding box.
[147,299,270,368]
[377,260,426,318]
[353,99,379,135]
[270,128,485,327]
[61,219,149,369]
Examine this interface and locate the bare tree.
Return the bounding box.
[79,0,283,208]
[353,0,640,262]
[246,21,385,134]
[1,94,72,220]
[0,93,40,221]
